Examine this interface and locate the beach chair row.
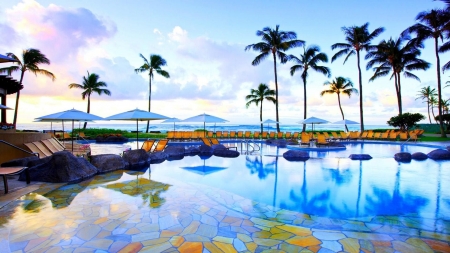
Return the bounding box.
[23,138,67,158]
[140,139,169,153]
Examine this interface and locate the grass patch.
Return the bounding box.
[419,136,450,142]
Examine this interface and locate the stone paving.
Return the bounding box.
[0,170,449,252]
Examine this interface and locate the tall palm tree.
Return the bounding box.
[135,54,170,133]
[441,98,450,114]
[290,45,331,132]
[68,71,111,129]
[320,77,358,132]
[416,86,438,123]
[331,23,384,132]
[0,49,55,127]
[245,83,276,133]
[366,35,430,115]
[403,9,450,137]
[430,95,439,124]
[245,25,304,132]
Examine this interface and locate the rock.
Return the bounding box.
[198,144,213,156]
[447,146,450,152]
[1,156,39,167]
[185,146,200,156]
[122,149,150,167]
[412,152,428,160]
[90,154,128,173]
[427,149,450,160]
[213,149,240,158]
[18,151,98,183]
[394,152,412,162]
[329,142,345,147]
[211,144,227,150]
[28,156,53,167]
[283,150,310,161]
[199,154,213,160]
[266,139,287,147]
[163,146,185,160]
[149,152,168,164]
[349,154,372,160]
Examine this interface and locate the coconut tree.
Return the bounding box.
[320,77,358,132]
[366,35,430,115]
[430,95,439,124]
[245,25,304,132]
[245,83,276,132]
[68,71,111,129]
[0,49,55,127]
[403,9,450,137]
[290,45,331,132]
[331,23,385,132]
[416,86,438,123]
[135,54,170,133]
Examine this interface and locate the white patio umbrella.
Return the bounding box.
[298,117,329,132]
[262,119,278,132]
[161,117,182,131]
[35,109,104,151]
[182,113,228,132]
[0,54,17,63]
[333,119,359,132]
[105,108,169,149]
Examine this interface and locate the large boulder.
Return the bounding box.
[427,149,450,160]
[1,156,39,167]
[211,144,227,150]
[349,154,372,160]
[185,146,200,156]
[283,150,310,161]
[163,146,185,160]
[198,144,213,156]
[95,135,129,143]
[394,152,412,163]
[122,149,150,167]
[18,151,97,183]
[214,149,240,158]
[412,152,428,161]
[90,154,128,173]
[149,152,168,164]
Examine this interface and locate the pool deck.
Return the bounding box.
[1,139,450,252]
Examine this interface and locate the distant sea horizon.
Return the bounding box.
[16,122,392,133]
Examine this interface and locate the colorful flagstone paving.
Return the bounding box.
[0,170,449,252]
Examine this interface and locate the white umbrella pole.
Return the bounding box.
[72,120,74,152]
[136,120,139,149]
[62,120,65,145]
[173,122,175,131]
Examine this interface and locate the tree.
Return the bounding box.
[68,71,111,129]
[290,45,330,131]
[387,113,425,132]
[366,35,430,114]
[331,23,384,132]
[416,86,437,123]
[430,95,439,123]
[403,9,450,137]
[320,77,358,131]
[0,49,55,127]
[245,25,304,132]
[245,83,276,133]
[135,54,170,133]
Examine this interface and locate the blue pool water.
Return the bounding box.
[90,141,449,220]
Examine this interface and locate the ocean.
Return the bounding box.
[16,122,392,133]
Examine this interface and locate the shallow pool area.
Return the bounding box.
[1,141,450,252]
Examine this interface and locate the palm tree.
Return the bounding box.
[245,83,276,133]
[135,54,170,133]
[416,86,438,123]
[366,35,430,115]
[441,98,450,114]
[403,9,450,137]
[430,95,439,124]
[320,77,358,132]
[290,45,331,132]
[0,49,55,127]
[245,25,304,132]
[68,71,111,129]
[331,23,384,132]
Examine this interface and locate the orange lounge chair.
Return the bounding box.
[210,138,237,151]
[230,131,236,139]
[237,131,243,139]
[141,140,156,152]
[261,132,268,139]
[216,131,223,139]
[253,131,260,139]
[222,131,229,139]
[201,138,212,146]
[152,139,168,152]
[277,132,284,139]
[285,132,292,139]
[269,132,276,139]
[291,132,299,140]
[167,131,175,140]
[244,131,251,139]
[300,134,310,146]
[316,134,329,147]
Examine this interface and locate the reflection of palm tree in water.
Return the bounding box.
[245,156,276,179]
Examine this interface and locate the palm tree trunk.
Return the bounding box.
[260,99,263,133]
[84,95,90,129]
[431,104,437,124]
[435,38,447,137]
[394,72,402,115]
[302,75,307,132]
[272,52,280,132]
[356,50,364,132]
[427,100,432,124]
[146,75,152,133]
[13,70,25,127]
[337,93,348,132]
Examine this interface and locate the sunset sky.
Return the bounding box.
[1,0,449,125]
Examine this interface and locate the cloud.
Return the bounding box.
[0,24,19,47]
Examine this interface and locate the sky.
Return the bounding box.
[1,0,449,125]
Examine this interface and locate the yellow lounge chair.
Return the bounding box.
[244,131,251,139]
[253,131,260,139]
[291,132,299,140]
[230,131,236,139]
[359,131,368,140]
[237,131,243,139]
[207,131,214,138]
[261,132,268,139]
[316,134,329,147]
[167,131,175,140]
[331,132,342,141]
[366,131,374,139]
[174,131,183,140]
[399,132,408,141]
[141,140,156,152]
[277,132,284,139]
[201,138,212,146]
[285,132,292,139]
[380,132,389,140]
[152,139,168,152]
[222,131,229,139]
[300,134,310,146]
[49,138,65,151]
[269,132,276,139]
[373,132,381,139]
[388,132,398,141]
[216,131,223,139]
[410,133,420,142]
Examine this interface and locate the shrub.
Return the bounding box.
[387,113,425,132]
[434,114,450,132]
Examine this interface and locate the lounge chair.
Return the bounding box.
[152,139,168,152]
[277,132,284,139]
[230,131,236,139]
[174,131,183,140]
[380,132,389,140]
[207,131,214,138]
[340,132,349,141]
[141,140,156,152]
[201,138,212,147]
[399,132,408,141]
[300,134,310,146]
[210,138,237,151]
[0,167,30,194]
[63,132,72,140]
[222,131,229,139]
[41,139,61,153]
[216,131,223,139]
[366,131,374,139]
[261,132,268,139]
[183,131,192,141]
[285,132,292,139]
[24,143,46,158]
[316,134,329,147]
[78,132,89,139]
[323,132,333,141]
[291,132,299,140]
[269,132,276,139]
[49,138,65,151]
[359,131,368,140]
[237,131,243,139]
[388,132,398,141]
[410,133,420,142]
[32,141,53,157]
[331,132,342,141]
[197,131,206,139]
[167,131,175,140]
[244,131,251,139]
[253,131,260,139]
[373,132,381,139]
